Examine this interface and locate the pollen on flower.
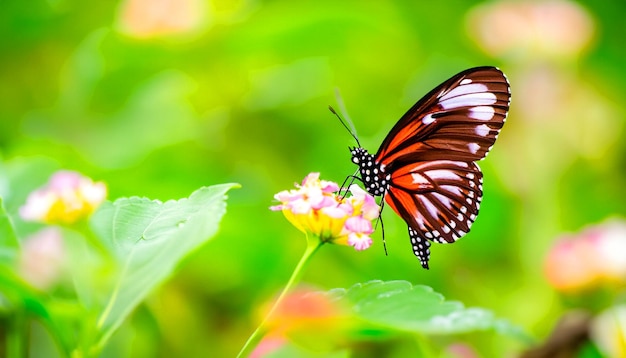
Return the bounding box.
[20,170,107,225]
[271,173,380,251]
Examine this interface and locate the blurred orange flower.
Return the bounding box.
[252,288,349,357]
[545,220,626,292]
[467,0,595,59]
[20,170,107,225]
[116,0,206,39]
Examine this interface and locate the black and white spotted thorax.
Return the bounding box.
[350,147,391,196]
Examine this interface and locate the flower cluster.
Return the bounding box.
[544,220,626,292]
[271,173,380,251]
[20,170,107,225]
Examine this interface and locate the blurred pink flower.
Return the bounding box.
[18,228,65,290]
[590,305,626,358]
[20,170,107,225]
[116,0,206,39]
[250,336,287,358]
[271,173,380,251]
[467,0,595,59]
[545,220,626,292]
[444,343,479,358]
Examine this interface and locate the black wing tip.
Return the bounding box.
[420,261,430,270]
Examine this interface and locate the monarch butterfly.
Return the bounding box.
[344,66,511,269]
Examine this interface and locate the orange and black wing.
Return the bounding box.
[376,67,511,268]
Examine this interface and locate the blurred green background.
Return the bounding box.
[1,0,626,356]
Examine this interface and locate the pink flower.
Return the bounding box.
[20,170,107,225]
[545,220,626,292]
[271,173,380,251]
[18,228,65,290]
[344,216,374,251]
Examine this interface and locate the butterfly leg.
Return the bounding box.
[408,227,431,269]
[376,194,388,256]
[338,172,361,199]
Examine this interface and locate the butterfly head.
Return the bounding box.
[350,147,390,197]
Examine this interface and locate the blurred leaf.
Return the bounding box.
[89,183,238,345]
[0,197,18,264]
[22,30,202,169]
[327,280,528,339]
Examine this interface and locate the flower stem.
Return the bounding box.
[6,311,25,358]
[414,333,436,358]
[236,237,324,357]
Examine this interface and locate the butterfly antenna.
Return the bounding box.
[330,88,361,147]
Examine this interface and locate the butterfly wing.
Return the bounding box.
[385,160,483,268]
[376,67,510,268]
[376,66,510,165]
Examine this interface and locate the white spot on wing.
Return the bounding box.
[468,143,480,154]
[441,185,462,197]
[440,83,488,101]
[441,93,497,110]
[411,173,429,185]
[418,196,439,221]
[469,106,495,120]
[460,78,472,85]
[427,169,459,181]
[475,124,490,137]
[422,113,435,125]
[433,192,452,208]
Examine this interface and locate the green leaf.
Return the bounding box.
[327,280,529,339]
[88,184,238,345]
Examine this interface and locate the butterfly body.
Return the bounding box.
[350,66,511,269]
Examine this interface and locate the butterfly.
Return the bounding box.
[346,66,511,269]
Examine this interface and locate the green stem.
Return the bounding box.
[414,333,436,358]
[236,236,324,358]
[73,220,112,261]
[6,311,25,358]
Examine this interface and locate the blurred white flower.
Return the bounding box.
[590,305,626,358]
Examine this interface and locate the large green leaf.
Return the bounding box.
[88,184,238,343]
[327,280,530,340]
